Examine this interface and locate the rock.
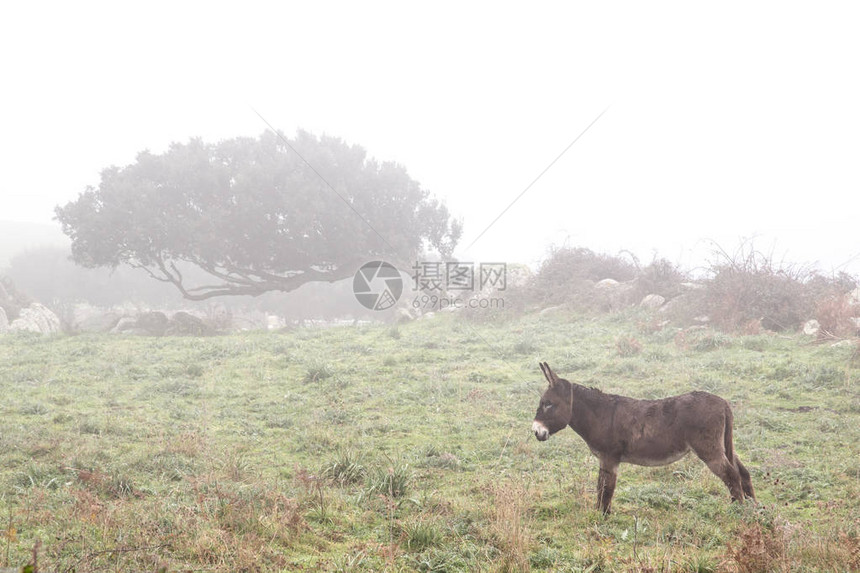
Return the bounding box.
[539,305,563,316]
[111,316,138,333]
[595,278,619,290]
[79,311,123,333]
[0,307,7,334]
[395,307,416,322]
[830,340,854,348]
[266,314,286,331]
[849,287,860,306]
[165,311,214,336]
[802,319,820,336]
[9,303,61,334]
[640,294,666,310]
[693,315,710,324]
[680,282,706,291]
[135,311,169,336]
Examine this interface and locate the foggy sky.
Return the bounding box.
[2,2,859,274]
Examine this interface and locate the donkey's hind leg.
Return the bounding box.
[735,455,755,501]
[702,455,744,502]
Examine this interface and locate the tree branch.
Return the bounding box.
[135,255,364,301]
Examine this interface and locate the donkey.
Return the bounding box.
[532,362,754,514]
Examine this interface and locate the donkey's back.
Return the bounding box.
[597,390,734,467]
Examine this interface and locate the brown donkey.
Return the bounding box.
[532,362,754,514]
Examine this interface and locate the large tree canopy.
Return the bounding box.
[56,130,461,300]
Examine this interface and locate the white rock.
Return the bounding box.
[802,319,820,336]
[640,294,666,310]
[9,303,61,334]
[266,314,286,330]
[539,305,563,316]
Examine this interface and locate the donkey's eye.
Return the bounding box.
[543,403,553,412]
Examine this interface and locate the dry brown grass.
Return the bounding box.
[487,481,533,572]
[724,521,788,573]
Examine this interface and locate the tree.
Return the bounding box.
[56,130,462,300]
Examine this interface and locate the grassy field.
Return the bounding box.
[1,310,858,572]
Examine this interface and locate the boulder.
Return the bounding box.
[595,278,619,290]
[539,305,563,316]
[135,311,169,336]
[111,316,138,333]
[802,319,820,336]
[165,311,214,336]
[9,303,61,334]
[0,307,7,334]
[79,311,123,333]
[395,307,416,322]
[266,314,286,331]
[640,294,666,310]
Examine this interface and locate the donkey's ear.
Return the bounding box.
[539,362,557,387]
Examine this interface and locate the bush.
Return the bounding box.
[701,243,814,332]
[529,246,637,310]
[633,257,687,300]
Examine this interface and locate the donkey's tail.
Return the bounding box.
[723,403,735,463]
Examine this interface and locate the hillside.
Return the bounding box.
[0,310,858,571]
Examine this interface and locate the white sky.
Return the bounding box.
[2,2,859,274]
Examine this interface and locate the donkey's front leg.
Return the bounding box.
[596,459,619,514]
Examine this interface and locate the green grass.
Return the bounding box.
[0,311,858,571]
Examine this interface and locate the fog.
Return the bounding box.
[2,2,859,277]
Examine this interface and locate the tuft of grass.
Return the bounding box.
[401,517,444,552]
[323,448,366,485]
[303,361,334,383]
[365,463,412,499]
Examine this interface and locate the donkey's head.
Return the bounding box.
[532,362,573,441]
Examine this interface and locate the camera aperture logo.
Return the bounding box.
[353,261,403,311]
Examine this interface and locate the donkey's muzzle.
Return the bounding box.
[532,420,549,441]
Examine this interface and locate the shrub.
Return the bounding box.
[529,246,637,310]
[702,242,814,332]
[632,257,687,300]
